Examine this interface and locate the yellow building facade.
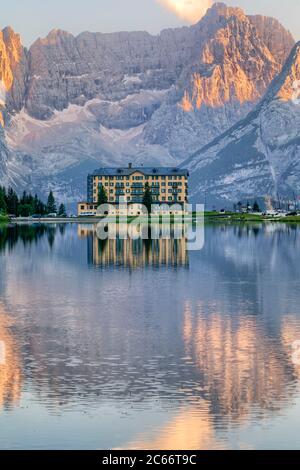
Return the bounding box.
[78,165,189,216]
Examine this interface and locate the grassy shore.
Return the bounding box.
[202,212,300,223]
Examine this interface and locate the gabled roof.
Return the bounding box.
[89,167,189,177]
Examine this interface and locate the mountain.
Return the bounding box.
[248,15,295,65]
[0,27,28,122]
[0,3,296,204]
[184,41,300,207]
[143,5,293,157]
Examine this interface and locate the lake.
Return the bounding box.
[0,222,300,450]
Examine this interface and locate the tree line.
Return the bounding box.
[0,186,67,217]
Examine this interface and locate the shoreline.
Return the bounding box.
[6,213,300,224]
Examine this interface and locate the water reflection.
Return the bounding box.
[78,224,189,269]
[0,222,300,449]
[0,303,22,411]
[123,403,224,450]
[183,306,298,420]
[0,224,60,251]
[122,307,300,449]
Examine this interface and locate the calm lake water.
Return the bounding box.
[0,222,300,450]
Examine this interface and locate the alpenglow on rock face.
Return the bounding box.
[0,2,296,204]
[183,42,300,207]
[0,27,28,122]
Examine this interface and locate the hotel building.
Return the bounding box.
[78,165,189,216]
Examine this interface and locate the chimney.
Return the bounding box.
[128,163,132,169]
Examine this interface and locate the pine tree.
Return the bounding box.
[18,204,32,217]
[253,201,260,213]
[58,203,67,217]
[0,187,7,214]
[142,183,153,215]
[47,191,57,214]
[7,187,19,215]
[33,194,40,214]
[97,186,108,205]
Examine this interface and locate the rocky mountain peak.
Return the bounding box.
[2,26,21,43]
[183,41,300,207]
[204,2,245,20]
[1,5,298,204]
[271,42,300,102]
[0,27,23,91]
[38,29,74,46]
[0,26,27,126]
[179,4,281,112]
[248,15,295,65]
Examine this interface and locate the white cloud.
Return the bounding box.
[157,0,213,23]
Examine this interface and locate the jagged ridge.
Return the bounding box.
[183,42,300,206]
[0,3,296,205]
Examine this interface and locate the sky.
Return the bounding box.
[0,0,299,47]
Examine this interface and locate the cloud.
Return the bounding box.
[157,0,213,23]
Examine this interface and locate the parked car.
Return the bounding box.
[47,213,57,218]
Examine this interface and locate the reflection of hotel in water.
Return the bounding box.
[78,225,189,268]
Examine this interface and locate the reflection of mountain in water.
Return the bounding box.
[120,304,300,450]
[122,303,300,450]
[0,303,22,410]
[183,306,298,421]
[192,223,300,331]
[122,402,225,451]
[0,222,300,441]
